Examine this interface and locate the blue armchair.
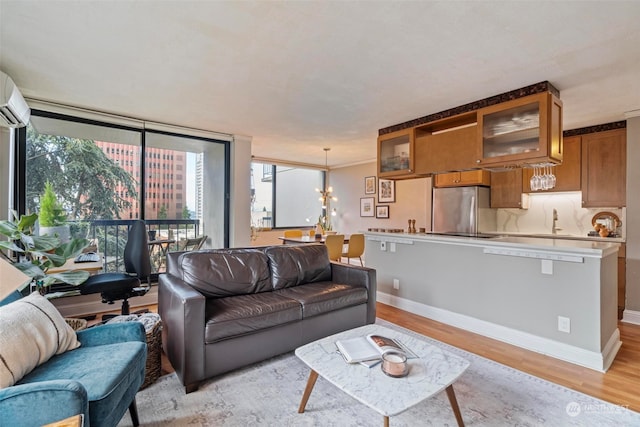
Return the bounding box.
[0,291,147,427]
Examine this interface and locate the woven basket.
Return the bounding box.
[64,318,88,331]
[141,319,162,389]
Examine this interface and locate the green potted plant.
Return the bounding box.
[39,181,71,243]
[0,211,90,291]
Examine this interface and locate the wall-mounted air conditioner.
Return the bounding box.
[0,70,30,128]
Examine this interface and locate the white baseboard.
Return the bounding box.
[622,309,640,325]
[377,291,620,372]
[50,285,158,318]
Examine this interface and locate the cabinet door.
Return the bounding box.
[477,93,562,167]
[434,170,491,187]
[415,125,477,174]
[491,169,523,208]
[523,135,581,192]
[378,129,415,178]
[581,129,626,207]
[433,172,461,187]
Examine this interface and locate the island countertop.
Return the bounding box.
[364,230,622,372]
[364,231,620,258]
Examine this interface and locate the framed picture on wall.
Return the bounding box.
[376,205,389,219]
[378,179,395,203]
[360,197,375,217]
[364,176,376,194]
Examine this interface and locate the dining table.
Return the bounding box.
[278,235,350,245]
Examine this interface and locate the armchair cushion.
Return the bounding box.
[0,293,80,388]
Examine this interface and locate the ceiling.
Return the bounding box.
[1,1,639,167]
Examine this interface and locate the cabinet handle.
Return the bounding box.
[476,159,481,163]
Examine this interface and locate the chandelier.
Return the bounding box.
[315,148,337,228]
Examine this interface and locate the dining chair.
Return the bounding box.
[342,233,365,266]
[325,234,345,262]
[179,235,208,251]
[283,229,303,238]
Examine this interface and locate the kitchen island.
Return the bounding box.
[364,232,621,371]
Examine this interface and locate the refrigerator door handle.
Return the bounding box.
[469,195,476,232]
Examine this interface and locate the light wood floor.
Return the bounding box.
[92,302,640,412]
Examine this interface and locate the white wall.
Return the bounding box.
[329,162,431,235]
[0,127,11,220]
[230,134,252,248]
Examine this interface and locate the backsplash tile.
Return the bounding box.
[496,191,625,239]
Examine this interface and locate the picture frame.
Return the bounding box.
[378,179,395,203]
[364,176,376,194]
[360,197,375,217]
[376,205,389,219]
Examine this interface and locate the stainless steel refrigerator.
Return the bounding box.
[431,186,496,235]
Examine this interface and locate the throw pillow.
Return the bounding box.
[0,292,81,388]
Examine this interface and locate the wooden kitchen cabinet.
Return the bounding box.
[581,128,626,207]
[414,118,478,174]
[477,92,563,167]
[434,170,491,187]
[378,128,415,179]
[522,135,581,192]
[490,169,524,208]
[618,243,626,320]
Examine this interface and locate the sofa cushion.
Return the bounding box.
[17,340,146,423]
[179,249,272,298]
[265,244,332,290]
[204,292,302,343]
[274,281,368,318]
[0,293,80,388]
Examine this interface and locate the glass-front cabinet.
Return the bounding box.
[477,92,563,167]
[377,128,415,178]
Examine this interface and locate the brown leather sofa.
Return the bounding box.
[159,244,376,393]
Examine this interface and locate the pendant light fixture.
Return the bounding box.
[315,148,338,230]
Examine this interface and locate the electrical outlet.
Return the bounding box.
[390,242,396,252]
[558,316,571,333]
[380,241,387,251]
[393,279,400,290]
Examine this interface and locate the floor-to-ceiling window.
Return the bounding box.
[16,109,229,271]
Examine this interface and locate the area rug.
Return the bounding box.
[118,319,639,426]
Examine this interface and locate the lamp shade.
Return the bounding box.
[0,257,31,302]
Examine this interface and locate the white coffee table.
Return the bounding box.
[295,324,470,427]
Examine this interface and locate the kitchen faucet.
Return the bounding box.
[552,209,560,234]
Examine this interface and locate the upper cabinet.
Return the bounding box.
[522,135,581,193]
[581,128,626,207]
[476,93,563,167]
[377,128,415,179]
[490,169,524,208]
[414,113,478,175]
[434,170,491,188]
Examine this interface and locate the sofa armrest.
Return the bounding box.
[158,272,206,389]
[331,262,377,323]
[76,322,145,347]
[0,380,89,426]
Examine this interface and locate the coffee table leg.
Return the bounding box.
[298,369,319,413]
[383,415,389,427]
[445,384,465,427]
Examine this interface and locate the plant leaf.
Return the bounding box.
[17,213,38,232]
[48,270,90,286]
[0,240,24,253]
[13,262,46,279]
